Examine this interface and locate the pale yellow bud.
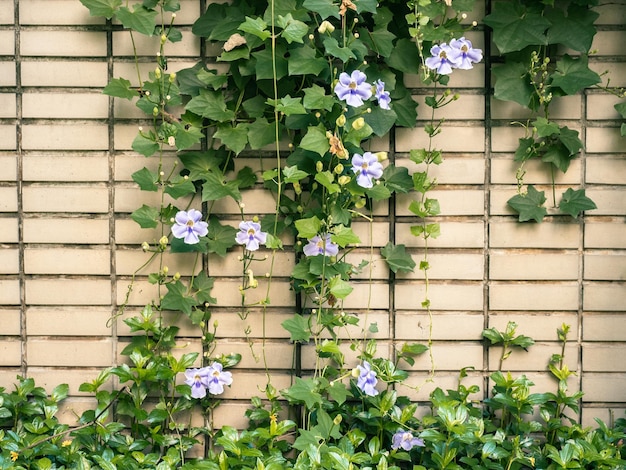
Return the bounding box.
[376,152,388,162]
[352,117,365,130]
[336,114,346,127]
[318,20,335,34]
[316,161,324,172]
[159,236,169,246]
[338,175,351,186]
[334,163,344,174]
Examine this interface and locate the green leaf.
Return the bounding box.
[185,89,235,122]
[132,167,158,191]
[132,132,159,157]
[327,380,351,405]
[116,5,157,36]
[80,0,121,19]
[541,143,573,173]
[533,117,560,138]
[302,84,335,112]
[387,39,420,74]
[173,122,203,151]
[178,149,224,177]
[269,95,307,116]
[253,45,288,80]
[323,37,356,62]
[236,167,257,189]
[214,123,248,155]
[559,188,596,218]
[364,106,397,137]
[546,4,598,52]
[193,272,217,305]
[315,171,340,194]
[282,377,323,408]
[381,242,416,274]
[283,165,309,183]
[202,171,242,202]
[238,16,271,41]
[247,118,279,150]
[550,54,601,95]
[331,225,361,247]
[131,204,159,228]
[493,62,534,108]
[164,175,196,199]
[382,165,413,194]
[360,27,395,58]
[103,77,137,100]
[206,217,237,256]
[295,216,322,239]
[483,2,550,53]
[192,3,244,41]
[282,314,311,342]
[278,14,309,44]
[288,46,327,77]
[299,126,330,156]
[302,0,339,19]
[558,126,583,156]
[391,88,418,128]
[161,280,197,315]
[507,185,547,223]
[328,276,353,299]
[615,101,626,119]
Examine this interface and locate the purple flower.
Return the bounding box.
[351,151,384,189]
[334,70,373,107]
[205,362,233,395]
[356,361,378,396]
[449,37,482,70]
[375,80,391,110]
[391,430,424,451]
[303,234,339,257]
[184,367,210,399]
[172,209,209,245]
[235,220,267,251]
[424,43,461,75]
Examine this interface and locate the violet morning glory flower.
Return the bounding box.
[449,37,483,70]
[356,361,378,396]
[184,367,210,399]
[303,234,339,257]
[205,362,233,395]
[235,220,267,251]
[334,70,373,107]
[424,43,461,75]
[351,151,384,189]
[391,430,424,451]
[375,80,391,110]
[172,209,209,245]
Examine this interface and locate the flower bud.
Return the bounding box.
[155,67,161,79]
[352,117,365,130]
[351,367,360,378]
[173,272,181,280]
[333,414,343,425]
[169,72,176,83]
[316,161,324,172]
[252,215,259,222]
[338,175,351,186]
[159,236,169,247]
[153,107,159,116]
[293,182,302,195]
[161,34,167,44]
[334,163,344,174]
[162,266,169,274]
[355,198,366,209]
[141,242,150,251]
[376,152,388,162]
[308,34,314,40]
[167,136,176,147]
[318,20,335,34]
[336,114,346,127]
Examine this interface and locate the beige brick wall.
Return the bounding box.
[0,0,624,429]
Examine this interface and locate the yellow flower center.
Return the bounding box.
[461,45,468,52]
[349,81,357,89]
[439,50,447,59]
[248,228,256,235]
[361,162,369,170]
[186,220,195,227]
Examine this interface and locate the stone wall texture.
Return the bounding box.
[0,0,625,428]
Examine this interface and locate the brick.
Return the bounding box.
[22,123,108,151]
[395,312,485,341]
[0,248,19,274]
[414,95,485,120]
[21,60,108,87]
[25,278,112,305]
[595,3,626,24]
[351,221,390,247]
[491,94,580,120]
[211,189,284,216]
[489,312,578,342]
[583,314,626,341]
[585,223,626,249]
[589,62,626,87]
[20,31,107,57]
[0,92,16,118]
[581,407,626,428]
[0,279,20,305]
[23,92,109,119]
[0,124,17,149]
[23,154,109,182]
[0,339,21,366]
[342,282,389,310]
[397,155,486,185]
[114,154,179,181]
[586,126,626,153]
[490,187,582,216]
[115,218,165,244]
[26,307,112,336]
[584,253,626,281]
[490,221,580,249]
[0,155,17,181]
[396,221,484,248]
[491,125,525,152]
[115,249,202,276]
[489,283,580,311]
[490,156,581,185]
[23,184,109,213]
[581,374,626,402]
[403,372,483,402]
[0,309,21,335]
[397,253,484,281]
[27,367,113,396]
[20,0,104,25]
[397,189,484,216]
[395,282,483,311]
[0,217,18,243]
[207,250,295,278]
[585,188,626,215]
[212,403,251,430]
[217,372,292,400]
[27,338,112,367]
[586,156,626,184]
[405,64,485,89]
[211,340,294,370]
[0,61,16,87]
[114,185,192,213]
[0,186,17,211]
[23,217,109,244]
[113,31,200,57]
[490,251,579,280]
[586,93,624,120]
[24,247,110,275]
[396,126,485,153]
[406,342,483,371]
[584,344,626,372]
[0,2,13,24]
[56,397,99,425]
[583,283,626,312]
[488,343,578,371]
